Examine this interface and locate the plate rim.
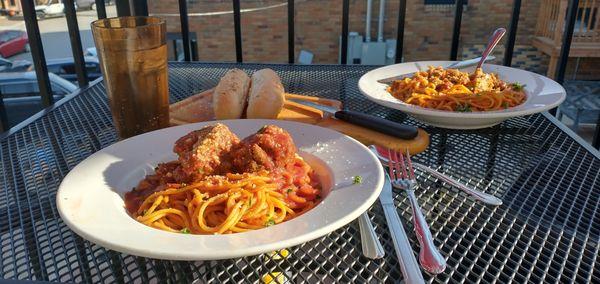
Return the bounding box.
[56,119,384,260]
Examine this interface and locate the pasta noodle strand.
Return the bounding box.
[131,166,320,234]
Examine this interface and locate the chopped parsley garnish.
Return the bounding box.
[286,188,293,193]
[316,195,321,200]
[180,228,190,234]
[353,175,363,184]
[142,209,147,215]
[456,104,472,112]
[502,102,509,109]
[265,219,276,227]
[511,83,525,91]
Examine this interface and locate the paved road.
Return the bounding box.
[0,6,117,61]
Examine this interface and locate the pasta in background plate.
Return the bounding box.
[387,66,526,112]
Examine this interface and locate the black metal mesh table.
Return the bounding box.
[1,63,599,283]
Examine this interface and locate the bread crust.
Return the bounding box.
[213,69,251,119]
[246,69,285,119]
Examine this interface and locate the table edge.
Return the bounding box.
[542,111,600,158]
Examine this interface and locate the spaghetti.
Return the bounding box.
[127,156,321,235]
[387,66,526,112]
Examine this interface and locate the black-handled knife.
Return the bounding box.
[290,100,419,140]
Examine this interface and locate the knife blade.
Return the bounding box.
[290,99,419,140]
[376,55,496,84]
[380,172,425,284]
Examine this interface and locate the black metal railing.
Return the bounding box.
[95,0,107,19]
[503,0,521,66]
[340,0,350,64]
[20,0,53,106]
[64,0,89,87]
[4,0,596,148]
[288,0,295,64]
[177,0,191,62]
[450,0,465,61]
[395,0,407,64]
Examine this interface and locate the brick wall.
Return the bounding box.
[150,0,544,63]
[149,0,597,79]
[461,44,550,74]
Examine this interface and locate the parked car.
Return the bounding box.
[75,0,98,10]
[35,1,65,20]
[34,0,109,19]
[75,0,116,11]
[84,47,97,57]
[39,56,102,83]
[0,71,77,98]
[1,71,78,129]
[0,57,32,72]
[0,30,29,58]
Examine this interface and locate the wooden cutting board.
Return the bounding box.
[169,89,430,154]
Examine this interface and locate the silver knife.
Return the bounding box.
[380,172,425,284]
[289,99,419,140]
[377,55,496,84]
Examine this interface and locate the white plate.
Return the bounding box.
[358,61,566,129]
[57,119,384,260]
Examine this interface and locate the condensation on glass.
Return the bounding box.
[92,16,169,139]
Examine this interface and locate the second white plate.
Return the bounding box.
[358,61,566,129]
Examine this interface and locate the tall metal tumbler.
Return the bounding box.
[92,16,169,139]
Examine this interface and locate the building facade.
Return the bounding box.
[150,0,598,79]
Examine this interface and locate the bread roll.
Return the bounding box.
[246,69,285,119]
[213,69,251,119]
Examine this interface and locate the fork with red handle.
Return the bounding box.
[387,148,447,275]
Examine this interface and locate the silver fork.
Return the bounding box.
[368,145,502,206]
[387,148,447,275]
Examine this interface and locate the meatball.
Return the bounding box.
[230,125,297,173]
[173,123,240,182]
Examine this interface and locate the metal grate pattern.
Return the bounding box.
[1,63,599,283]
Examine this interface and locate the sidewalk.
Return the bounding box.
[0,16,25,31]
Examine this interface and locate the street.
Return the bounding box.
[0,6,117,61]
[0,6,117,128]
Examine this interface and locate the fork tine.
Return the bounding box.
[405,149,416,179]
[396,150,408,179]
[387,148,396,180]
